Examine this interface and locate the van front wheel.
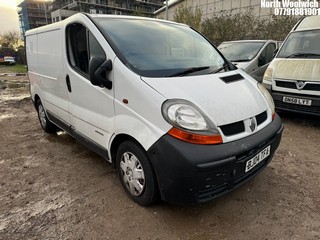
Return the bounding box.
[36,99,56,133]
[116,140,159,206]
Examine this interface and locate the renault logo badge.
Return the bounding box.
[249,118,256,132]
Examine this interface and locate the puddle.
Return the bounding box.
[0,94,30,103]
[7,82,29,89]
[0,81,29,89]
[0,80,30,102]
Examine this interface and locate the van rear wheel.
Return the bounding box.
[36,99,56,133]
[116,140,159,206]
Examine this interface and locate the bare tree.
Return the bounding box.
[0,31,23,49]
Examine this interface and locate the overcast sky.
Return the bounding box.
[0,0,20,34]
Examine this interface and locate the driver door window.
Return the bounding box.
[66,23,106,77]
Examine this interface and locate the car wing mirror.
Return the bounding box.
[89,57,112,89]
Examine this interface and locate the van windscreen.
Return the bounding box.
[277,30,320,59]
[93,18,228,77]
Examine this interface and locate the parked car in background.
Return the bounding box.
[263,15,320,116]
[3,56,16,65]
[218,40,282,82]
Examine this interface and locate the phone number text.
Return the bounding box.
[274,8,320,15]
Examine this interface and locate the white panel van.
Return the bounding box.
[263,15,320,116]
[218,40,282,81]
[26,13,283,205]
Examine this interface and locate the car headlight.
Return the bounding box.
[162,99,222,144]
[258,83,275,119]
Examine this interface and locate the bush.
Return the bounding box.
[201,11,260,45]
[174,4,202,32]
[174,6,298,46]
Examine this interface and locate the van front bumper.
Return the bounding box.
[147,114,283,205]
[270,91,320,116]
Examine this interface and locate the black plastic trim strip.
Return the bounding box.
[220,74,244,83]
[47,111,109,161]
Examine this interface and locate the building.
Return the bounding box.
[17,0,164,38]
[17,0,52,38]
[155,0,275,21]
[49,0,164,22]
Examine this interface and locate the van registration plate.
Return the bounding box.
[283,96,312,106]
[245,146,271,173]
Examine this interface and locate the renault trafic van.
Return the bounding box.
[26,13,283,205]
[263,15,320,116]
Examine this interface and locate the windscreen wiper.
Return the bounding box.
[230,59,249,62]
[285,53,320,58]
[210,62,230,74]
[168,66,209,77]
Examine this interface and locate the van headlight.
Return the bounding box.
[258,83,275,119]
[162,99,222,144]
[263,67,274,84]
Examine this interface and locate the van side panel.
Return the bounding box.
[37,28,70,124]
[112,58,170,151]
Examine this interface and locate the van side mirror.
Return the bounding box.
[273,48,279,57]
[89,57,112,89]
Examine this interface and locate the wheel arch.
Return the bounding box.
[34,94,40,108]
[110,134,142,168]
[112,134,161,205]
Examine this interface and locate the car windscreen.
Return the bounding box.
[277,30,320,58]
[93,18,227,77]
[218,42,264,62]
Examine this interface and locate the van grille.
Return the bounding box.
[220,121,244,136]
[220,111,268,136]
[275,100,320,115]
[256,111,268,125]
[275,80,320,91]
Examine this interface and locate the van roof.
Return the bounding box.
[219,40,280,45]
[25,13,186,36]
[88,13,187,26]
[295,15,320,31]
[222,40,268,43]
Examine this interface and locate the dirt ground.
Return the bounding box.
[0,66,320,240]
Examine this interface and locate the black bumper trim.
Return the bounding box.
[271,91,320,116]
[147,114,283,205]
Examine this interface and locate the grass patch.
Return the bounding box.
[0,64,27,73]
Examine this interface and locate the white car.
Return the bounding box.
[26,13,283,205]
[4,56,16,65]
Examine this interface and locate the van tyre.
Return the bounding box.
[116,140,159,206]
[36,99,56,133]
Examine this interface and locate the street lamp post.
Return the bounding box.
[166,0,168,20]
[43,0,48,24]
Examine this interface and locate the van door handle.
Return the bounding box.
[66,75,72,92]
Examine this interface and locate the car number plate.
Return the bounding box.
[245,146,271,173]
[283,96,312,106]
